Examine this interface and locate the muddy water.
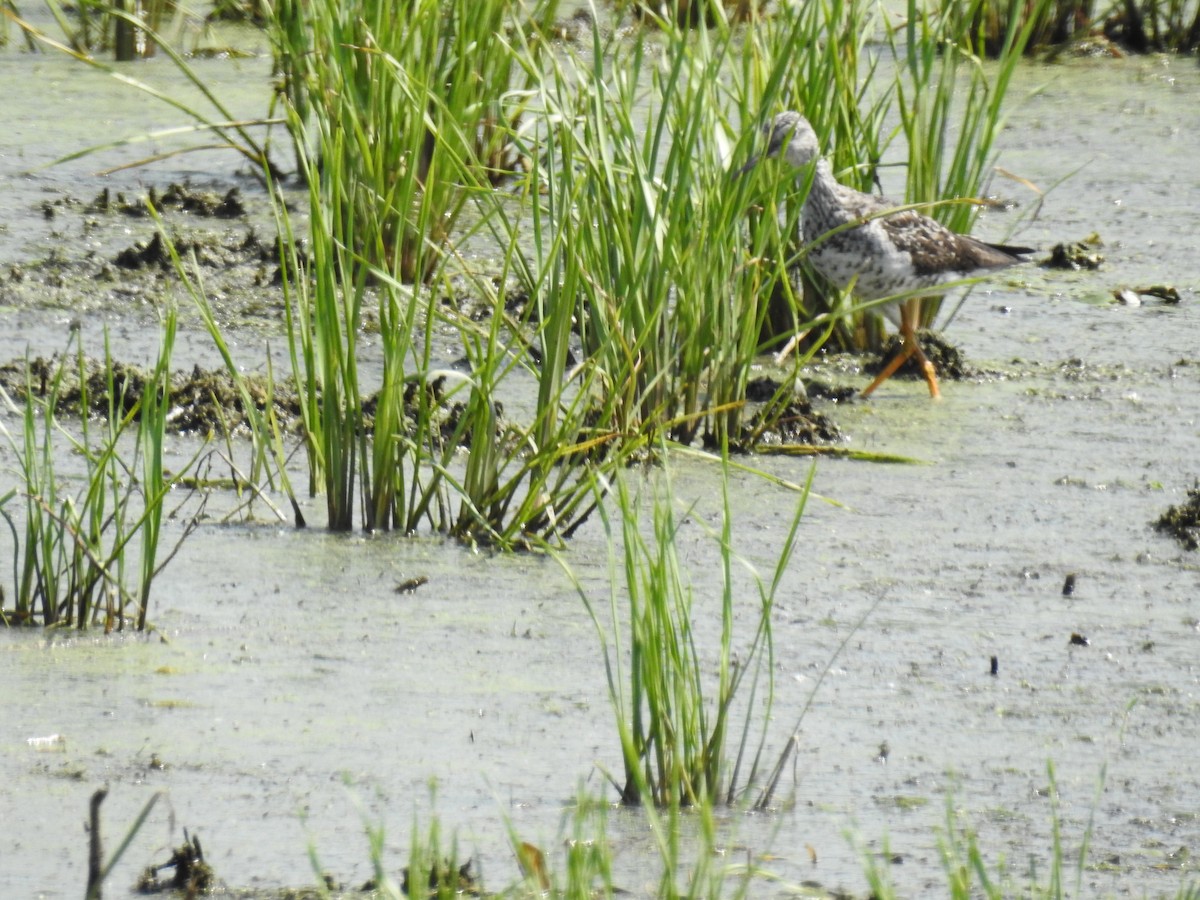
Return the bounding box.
[2,32,1199,900]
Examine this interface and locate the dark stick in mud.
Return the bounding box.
[87,787,108,900]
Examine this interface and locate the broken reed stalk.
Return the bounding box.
[86,788,107,900]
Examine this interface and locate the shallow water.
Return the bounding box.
[2,30,1199,900]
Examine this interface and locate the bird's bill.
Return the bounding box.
[734,154,762,177]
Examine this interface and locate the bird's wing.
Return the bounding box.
[878,209,968,276]
[827,183,1026,275]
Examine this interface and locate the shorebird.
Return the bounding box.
[744,111,1031,399]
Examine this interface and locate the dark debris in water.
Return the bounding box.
[1040,233,1105,270]
[0,356,302,436]
[1153,484,1200,552]
[1114,284,1182,306]
[734,376,844,449]
[0,356,508,450]
[1137,284,1181,303]
[136,830,213,894]
[41,182,247,223]
[91,183,247,219]
[112,225,278,274]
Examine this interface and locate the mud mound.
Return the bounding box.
[0,357,301,435]
[1154,484,1200,551]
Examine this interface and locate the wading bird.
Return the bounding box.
[744,111,1032,399]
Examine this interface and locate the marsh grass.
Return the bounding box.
[1101,0,1200,52]
[531,790,618,897]
[16,0,1029,542]
[939,0,1066,55]
[0,315,195,630]
[24,0,168,58]
[943,0,1200,53]
[561,455,811,808]
[520,9,820,449]
[312,772,1200,900]
[859,760,1199,900]
[394,808,472,900]
[618,0,763,26]
[509,787,770,898]
[1,0,26,48]
[896,0,1044,235]
[894,0,1049,328]
[273,133,621,540]
[84,789,164,900]
[312,783,476,900]
[267,0,559,283]
[264,0,636,540]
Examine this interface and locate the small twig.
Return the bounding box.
[87,787,108,900]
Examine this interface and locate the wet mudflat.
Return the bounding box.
[2,36,1199,900]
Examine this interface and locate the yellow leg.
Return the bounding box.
[860,300,941,399]
[860,338,916,397]
[910,335,941,399]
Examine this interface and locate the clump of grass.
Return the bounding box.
[265,0,628,540]
[152,208,303,527]
[940,0,1200,54]
[860,760,1200,899]
[541,790,618,897]
[397,819,474,900]
[561,453,811,807]
[896,0,1045,234]
[1101,0,1200,52]
[522,9,811,449]
[509,784,771,897]
[938,0,1065,55]
[0,315,197,630]
[272,131,623,540]
[267,0,559,284]
[310,781,475,900]
[26,0,169,58]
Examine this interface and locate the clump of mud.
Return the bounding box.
[1040,233,1105,270]
[90,183,248,219]
[111,227,277,275]
[7,179,293,329]
[0,356,512,450]
[1153,484,1200,551]
[0,356,302,435]
[739,376,844,447]
[136,832,213,895]
[864,330,970,382]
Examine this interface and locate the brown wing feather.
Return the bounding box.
[881,209,1029,276]
[827,180,1031,276]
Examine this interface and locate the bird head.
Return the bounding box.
[763,111,820,169]
[736,110,820,177]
